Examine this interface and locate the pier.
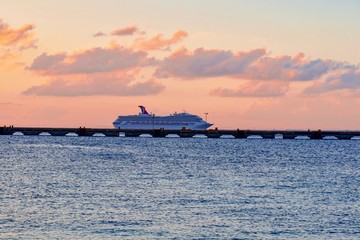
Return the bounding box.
[1,126,360,140]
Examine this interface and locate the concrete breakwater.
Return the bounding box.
[1,126,360,140]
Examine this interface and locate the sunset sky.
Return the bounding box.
[1,0,360,130]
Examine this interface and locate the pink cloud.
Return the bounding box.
[244,55,347,81]
[28,45,150,75]
[211,81,289,97]
[304,69,360,94]
[23,75,165,96]
[155,47,266,79]
[111,25,138,36]
[0,19,37,50]
[134,30,188,51]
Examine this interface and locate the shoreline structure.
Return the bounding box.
[1,126,359,140]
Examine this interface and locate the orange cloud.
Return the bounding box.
[0,20,37,49]
[134,30,188,51]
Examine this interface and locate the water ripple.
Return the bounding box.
[1,136,359,239]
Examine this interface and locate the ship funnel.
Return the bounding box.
[138,105,149,115]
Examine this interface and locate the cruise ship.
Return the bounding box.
[113,106,213,130]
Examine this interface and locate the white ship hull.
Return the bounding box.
[113,106,213,130]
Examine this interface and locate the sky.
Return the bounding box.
[1,0,360,130]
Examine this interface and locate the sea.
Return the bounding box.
[0,135,359,239]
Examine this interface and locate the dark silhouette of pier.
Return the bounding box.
[1,126,359,140]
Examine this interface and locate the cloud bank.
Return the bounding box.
[153,47,360,97]
[155,48,352,82]
[24,26,360,97]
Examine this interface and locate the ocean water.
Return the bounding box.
[0,136,359,239]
